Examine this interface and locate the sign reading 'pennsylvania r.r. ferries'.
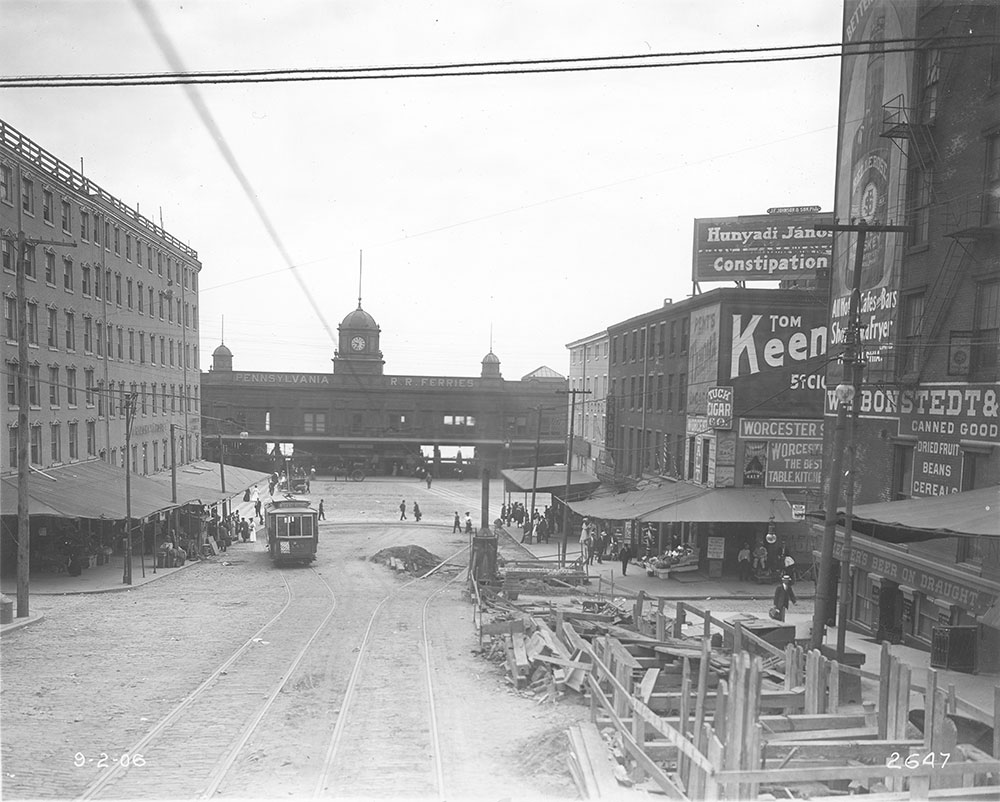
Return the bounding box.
[692,212,834,282]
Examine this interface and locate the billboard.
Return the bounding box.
[692,212,834,283]
[687,304,720,414]
[830,0,915,385]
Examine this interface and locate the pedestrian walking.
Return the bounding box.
[619,541,634,576]
[399,500,407,520]
[453,511,461,532]
[318,499,325,520]
[413,502,422,522]
[464,511,473,534]
[425,473,432,489]
[738,543,751,581]
[771,575,797,621]
[595,529,607,563]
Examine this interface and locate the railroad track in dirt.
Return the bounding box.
[314,564,466,800]
[79,565,338,801]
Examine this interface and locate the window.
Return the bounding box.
[126,278,133,308]
[97,380,105,417]
[972,280,999,379]
[6,360,17,406]
[157,251,162,276]
[147,245,153,270]
[80,209,89,241]
[65,312,75,350]
[158,294,164,319]
[919,47,940,123]
[117,326,123,360]
[0,163,11,203]
[656,374,664,411]
[678,373,687,412]
[22,243,35,278]
[137,282,144,312]
[151,384,157,414]
[128,330,134,361]
[2,239,12,272]
[610,335,618,365]
[193,305,198,330]
[153,440,159,471]
[42,189,53,223]
[61,200,71,233]
[48,366,59,405]
[669,321,677,354]
[637,375,645,410]
[168,339,175,366]
[27,302,38,345]
[93,215,100,246]
[114,227,120,255]
[137,239,143,266]
[86,420,96,456]
[50,423,61,462]
[63,257,73,291]
[170,384,176,412]
[66,367,77,405]
[68,422,78,460]
[148,287,154,314]
[104,221,110,250]
[442,414,476,427]
[94,266,101,299]
[96,321,103,357]
[30,423,41,464]
[44,251,55,284]
[667,373,674,410]
[631,330,638,361]
[303,412,327,433]
[84,368,94,405]
[629,376,636,409]
[115,274,122,306]
[168,295,174,323]
[28,365,42,407]
[21,175,34,214]
[83,317,93,352]
[142,443,148,474]
[987,132,1000,226]
[47,307,57,347]
[140,382,147,415]
[82,265,91,296]
[140,332,147,364]
[680,318,690,353]
[893,444,914,500]
[898,292,924,375]
[908,165,932,246]
[4,296,15,340]
[160,336,165,365]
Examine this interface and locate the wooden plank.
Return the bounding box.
[703,731,723,802]
[606,636,643,670]
[878,642,892,738]
[763,739,922,760]
[713,756,1000,785]
[758,713,869,732]
[678,657,692,786]
[535,621,573,661]
[575,721,626,799]
[762,726,879,742]
[673,601,685,638]
[714,678,729,742]
[534,653,591,672]
[692,635,710,768]
[827,659,840,713]
[638,668,660,705]
[480,619,525,636]
[524,630,547,662]
[511,633,531,674]
[560,621,593,658]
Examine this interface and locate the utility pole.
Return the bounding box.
[528,406,542,528]
[557,388,591,565]
[123,391,137,585]
[218,433,226,494]
[5,164,76,617]
[811,220,909,651]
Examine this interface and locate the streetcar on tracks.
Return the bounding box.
[265,495,319,564]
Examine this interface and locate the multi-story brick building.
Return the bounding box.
[1,118,203,478]
[819,0,999,665]
[565,330,609,475]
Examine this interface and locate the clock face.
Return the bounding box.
[350,336,366,351]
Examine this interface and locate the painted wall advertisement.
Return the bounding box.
[739,418,824,489]
[707,386,734,429]
[692,212,834,282]
[687,305,720,415]
[898,382,999,497]
[721,299,829,418]
[830,0,915,386]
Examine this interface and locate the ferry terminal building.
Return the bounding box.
[200,303,568,476]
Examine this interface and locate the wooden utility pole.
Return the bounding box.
[811,221,909,652]
[557,388,591,565]
[123,391,137,585]
[528,406,542,530]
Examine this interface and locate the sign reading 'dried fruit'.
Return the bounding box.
[692,212,834,282]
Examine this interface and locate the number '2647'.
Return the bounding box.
[886,752,950,769]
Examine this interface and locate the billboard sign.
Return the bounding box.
[692,213,834,282]
[707,386,734,429]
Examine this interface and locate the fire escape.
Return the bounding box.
[880,26,998,385]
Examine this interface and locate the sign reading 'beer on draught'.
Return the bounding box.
[692,212,834,282]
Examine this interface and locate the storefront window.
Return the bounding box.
[854,571,877,630]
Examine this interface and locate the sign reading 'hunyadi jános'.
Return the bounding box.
[692,213,834,282]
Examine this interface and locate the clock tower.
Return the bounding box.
[333,302,384,376]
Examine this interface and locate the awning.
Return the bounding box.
[501,466,601,497]
[1,460,179,520]
[809,485,999,538]
[566,480,709,520]
[145,462,271,505]
[639,486,794,523]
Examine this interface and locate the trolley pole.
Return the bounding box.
[557,388,591,565]
[123,392,137,585]
[811,221,909,652]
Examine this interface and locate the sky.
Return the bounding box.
[1,0,844,380]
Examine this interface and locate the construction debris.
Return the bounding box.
[370,545,442,574]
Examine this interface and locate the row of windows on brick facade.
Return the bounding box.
[610,318,690,366]
[0,164,199,292]
[2,242,198,331]
[7,422,199,474]
[4,298,199,370]
[5,363,199,420]
[607,373,688,413]
[231,410,557,438]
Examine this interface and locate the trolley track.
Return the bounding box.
[314,551,467,799]
[79,564,338,800]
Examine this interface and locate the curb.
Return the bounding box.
[0,613,45,636]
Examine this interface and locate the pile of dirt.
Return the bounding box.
[370,545,442,574]
[509,725,577,792]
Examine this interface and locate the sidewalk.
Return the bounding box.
[512,531,999,723]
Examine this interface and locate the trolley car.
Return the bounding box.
[265,495,319,564]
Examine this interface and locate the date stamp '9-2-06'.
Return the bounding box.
[886,752,950,769]
[74,753,146,769]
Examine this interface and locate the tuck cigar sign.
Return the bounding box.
[693,212,834,282]
[707,387,733,429]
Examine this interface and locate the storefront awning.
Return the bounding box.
[639,486,794,524]
[1,460,179,520]
[566,480,709,520]
[144,462,271,505]
[808,485,1000,539]
[501,466,601,497]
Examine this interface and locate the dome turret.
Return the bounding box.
[481,350,502,379]
[334,302,384,376]
[212,342,233,372]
